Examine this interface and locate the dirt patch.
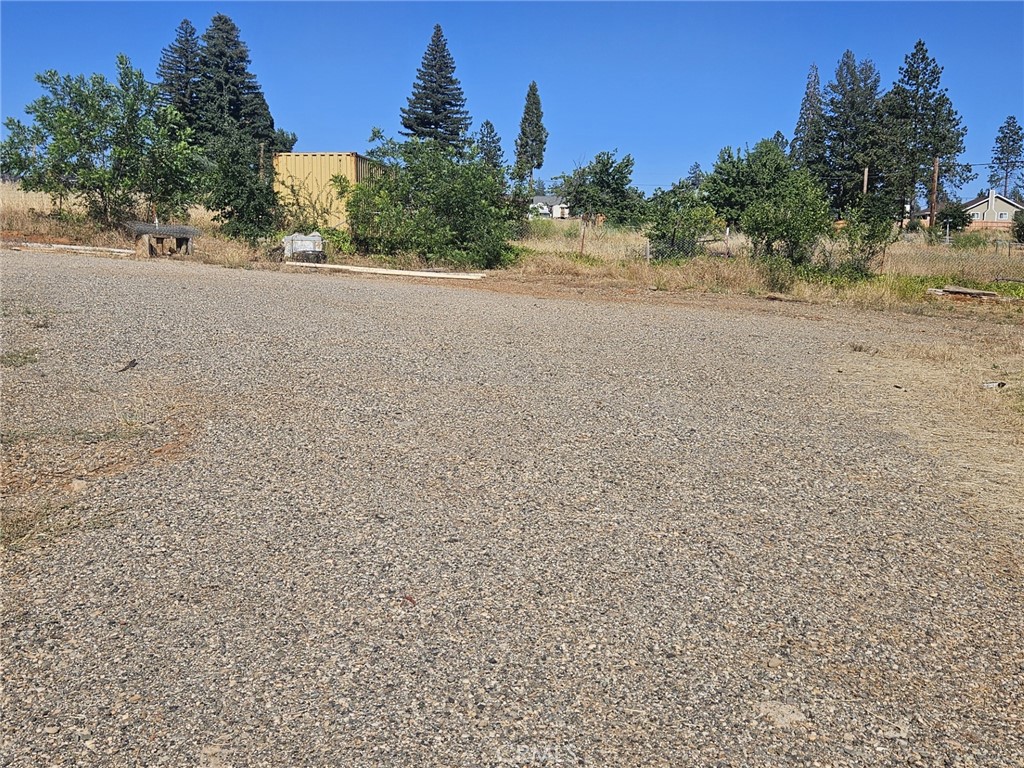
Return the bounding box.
[0,391,204,549]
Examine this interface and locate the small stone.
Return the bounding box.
[43,726,60,734]
[767,657,784,669]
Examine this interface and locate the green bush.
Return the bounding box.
[347,135,517,269]
[758,255,796,292]
[741,169,831,265]
[527,218,557,239]
[950,230,988,251]
[1013,210,1024,243]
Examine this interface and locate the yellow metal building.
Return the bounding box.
[272,152,379,227]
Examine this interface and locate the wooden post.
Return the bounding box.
[929,156,939,228]
[862,167,869,195]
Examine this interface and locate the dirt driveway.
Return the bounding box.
[2,250,1022,766]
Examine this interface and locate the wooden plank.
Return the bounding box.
[285,262,486,280]
[941,285,1000,298]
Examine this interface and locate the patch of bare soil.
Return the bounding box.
[0,384,207,550]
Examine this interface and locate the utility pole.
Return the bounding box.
[929,156,939,228]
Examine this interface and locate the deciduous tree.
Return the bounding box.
[1,54,200,225]
[346,134,517,268]
[556,150,646,228]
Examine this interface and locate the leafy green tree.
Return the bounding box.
[703,139,791,228]
[1,54,200,225]
[513,81,548,190]
[702,146,748,227]
[156,19,202,131]
[556,150,646,228]
[646,182,724,259]
[831,193,898,271]
[935,202,971,232]
[346,133,517,268]
[877,40,971,222]
[203,126,281,242]
[989,115,1023,197]
[791,64,827,181]
[822,51,883,213]
[1012,210,1024,243]
[399,25,471,149]
[741,168,831,264]
[477,120,505,172]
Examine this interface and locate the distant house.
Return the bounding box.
[963,189,1023,231]
[273,152,382,227]
[530,195,570,220]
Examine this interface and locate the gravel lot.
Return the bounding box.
[2,250,1022,766]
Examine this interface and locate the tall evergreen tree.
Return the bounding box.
[685,162,705,190]
[877,40,971,221]
[989,115,1023,197]
[194,14,277,149]
[156,19,202,130]
[399,24,471,148]
[513,81,548,189]
[477,120,504,171]
[822,51,882,213]
[791,64,827,182]
[191,14,294,240]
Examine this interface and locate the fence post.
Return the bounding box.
[645,239,651,263]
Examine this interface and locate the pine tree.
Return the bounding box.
[513,81,548,189]
[791,64,827,183]
[822,51,882,213]
[194,14,276,149]
[685,162,705,190]
[989,115,1023,197]
[156,19,202,130]
[191,14,292,240]
[877,40,971,220]
[399,25,471,148]
[477,120,504,171]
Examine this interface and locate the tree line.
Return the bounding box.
[2,14,296,242]
[3,21,1021,266]
[555,40,1024,265]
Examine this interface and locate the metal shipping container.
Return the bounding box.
[272,152,380,227]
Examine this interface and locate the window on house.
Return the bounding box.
[970,212,981,219]
[998,212,1009,220]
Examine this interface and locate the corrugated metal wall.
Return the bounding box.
[273,152,375,227]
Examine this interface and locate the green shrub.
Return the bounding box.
[527,218,557,239]
[950,230,988,251]
[1013,210,1024,243]
[347,134,517,269]
[758,255,796,292]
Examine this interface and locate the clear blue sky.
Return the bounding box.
[2,1,1022,196]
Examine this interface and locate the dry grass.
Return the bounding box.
[881,235,1024,282]
[1,182,262,266]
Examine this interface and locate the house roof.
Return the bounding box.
[532,195,565,206]
[963,191,1024,211]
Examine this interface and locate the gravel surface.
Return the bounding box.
[2,250,1022,766]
